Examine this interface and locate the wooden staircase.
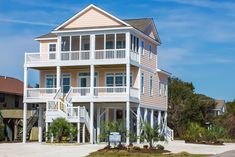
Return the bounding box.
[80,123,90,142]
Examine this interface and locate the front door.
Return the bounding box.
[62,74,71,93]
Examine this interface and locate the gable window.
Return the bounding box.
[159,81,162,96]
[61,36,70,51]
[141,73,144,94]
[148,44,152,60]
[149,75,153,96]
[49,43,56,60]
[141,41,144,55]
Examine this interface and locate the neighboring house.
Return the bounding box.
[213,100,226,116]
[0,76,37,141]
[23,4,172,144]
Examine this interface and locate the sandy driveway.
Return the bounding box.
[0,143,105,157]
[0,141,235,157]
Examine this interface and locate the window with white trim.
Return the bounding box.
[148,44,152,60]
[149,75,153,96]
[49,43,56,60]
[45,74,56,88]
[141,40,144,55]
[141,73,144,94]
[105,72,133,87]
[164,81,167,96]
[159,81,162,96]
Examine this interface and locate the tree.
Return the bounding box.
[0,112,4,141]
[48,118,73,143]
[168,77,216,137]
[140,121,163,148]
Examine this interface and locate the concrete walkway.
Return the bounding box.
[0,141,235,156]
[0,143,105,157]
[161,140,235,155]
[214,150,235,157]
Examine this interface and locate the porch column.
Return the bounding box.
[38,104,43,143]
[105,108,109,122]
[22,103,27,143]
[150,109,154,128]
[90,102,94,144]
[56,66,61,91]
[137,105,141,144]
[82,123,86,143]
[126,101,130,145]
[164,111,168,132]
[158,110,161,133]
[45,122,48,142]
[113,109,117,121]
[144,108,148,122]
[77,106,80,143]
[97,107,101,143]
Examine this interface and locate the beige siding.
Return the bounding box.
[140,37,157,70]
[63,8,123,29]
[140,70,168,110]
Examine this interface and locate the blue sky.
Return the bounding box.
[0,0,234,101]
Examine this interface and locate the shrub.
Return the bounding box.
[132,146,141,151]
[48,118,74,143]
[184,123,205,143]
[0,120,4,141]
[156,144,164,150]
[143,145,148,149]
[204,125,228,143]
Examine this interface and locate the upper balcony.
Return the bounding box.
[25,33,140,67]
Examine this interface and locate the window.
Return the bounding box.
[0,93,5,103]
[15,95,19,108]
[105,72,133,87]
[148,44,152,60]
[141,41,144,55]
[164,81,167,96]
[45,74,56,88]
[159,81,162,96]
[62,74,71,93]
[49,43,56,60]
[61,36,70,51]
[141,73,144,94]
[149,75,153,96]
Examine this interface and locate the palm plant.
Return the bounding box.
[140,121,163,148]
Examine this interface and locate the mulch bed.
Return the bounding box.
[98,147,170,154]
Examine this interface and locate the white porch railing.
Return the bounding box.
[130,87,139,98]
[94,86,126,96]
[130,50,139,63]
[166,126,174,141]
[95,49,125,60]
[61,50,90,61]
[25,53,56,64]
[26,88,57,99]
[72,87,91,97]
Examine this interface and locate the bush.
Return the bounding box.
[0,120,4,141]
[48,118,75,143]
[156,144,164,150]
[184,123,228,144]
[132,146,141,151]
[184,123,205,143]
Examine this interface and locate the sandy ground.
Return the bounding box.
[161,140,235,155]
[0,140,235,157]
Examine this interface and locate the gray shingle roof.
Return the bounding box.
[215,100,225,110]
[35,33,57,39]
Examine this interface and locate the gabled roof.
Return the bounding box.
[215,100,226,110]
[0,76,23,96]
[35,4,161,43]
[54,4,130,31]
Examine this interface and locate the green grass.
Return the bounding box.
[87,151,207,157]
